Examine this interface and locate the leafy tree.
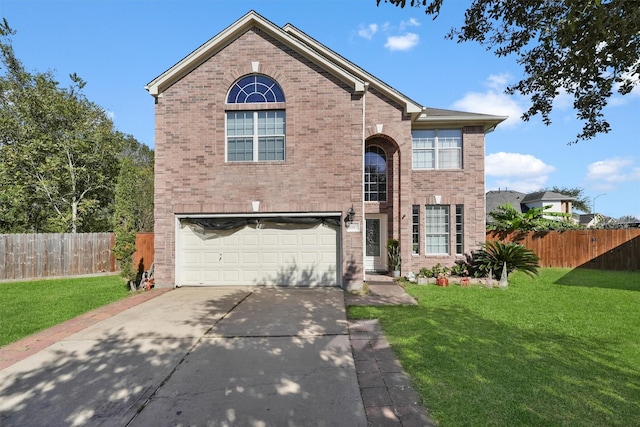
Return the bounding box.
[0,19,150,233]
[113,157,138,286]
[119,134,154,232]
[376,0,640,143]
[487,203,581,232]
[618,215,640,223]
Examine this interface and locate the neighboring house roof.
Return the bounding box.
[146,10,507,132]
[485,190,526,219]
[486,190,578,223]
[521,191,576,204]
[577,213,617,227]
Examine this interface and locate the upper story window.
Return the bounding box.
[412,129,462,170]
[365,146,387,202]
[226,75,285,162]
[227,75,285,103]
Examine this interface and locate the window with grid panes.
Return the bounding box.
[412,205,420,255]
[226,75,285,162]
[455,205,464,255]
[425,205,449,254]
[365,146,387,201]
[412,129,462,170]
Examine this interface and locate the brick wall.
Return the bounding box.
[153,26,487,286]
[154,28,367,287]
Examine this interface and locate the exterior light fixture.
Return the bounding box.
[344,205,356,226]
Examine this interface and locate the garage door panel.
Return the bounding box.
[178,220,338,286]
[283,234,300,245]
[242,251,259,264]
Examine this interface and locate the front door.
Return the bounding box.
[365,214,387,272]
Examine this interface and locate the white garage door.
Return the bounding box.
[178,219,339,287]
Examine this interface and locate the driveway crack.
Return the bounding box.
[124,290,255,426]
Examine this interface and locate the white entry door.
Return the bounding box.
[364,214,387,272]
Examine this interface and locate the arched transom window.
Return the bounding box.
[227,75,285,103]
[365,146,387,202]
[226,75,286,162]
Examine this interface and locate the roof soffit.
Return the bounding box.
[146,11,365,97]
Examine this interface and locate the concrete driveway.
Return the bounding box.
[0,287,367,426]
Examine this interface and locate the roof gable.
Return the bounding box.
[146,11,365,98]
[146,11,507,131]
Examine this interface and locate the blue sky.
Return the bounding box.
[2,0,639,219]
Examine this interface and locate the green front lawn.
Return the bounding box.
[0,275,131,347]
[349,268,640,427]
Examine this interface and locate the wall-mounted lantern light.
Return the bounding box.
[344,205,356,227]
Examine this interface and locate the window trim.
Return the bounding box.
[364,145,388,202]
[412,205,420,255]
[412,129,463,170]
[425,205,450,255]
[455,204,464,256]
[225,110,286,162]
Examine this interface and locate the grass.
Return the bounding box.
[0,275,131,347]
[349,268,640,427]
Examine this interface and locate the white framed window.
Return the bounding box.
[412,129,462,170]
[412,205,420,255]
[455,205,464,255]
[226,75,285,162]
[425,205,449,255]
[226,110,285,162]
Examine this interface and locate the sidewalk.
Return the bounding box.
[346,275,434,426]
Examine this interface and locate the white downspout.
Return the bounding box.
[362,82,369,286]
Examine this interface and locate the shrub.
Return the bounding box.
[472,241,540,278]
[387,238,401,271]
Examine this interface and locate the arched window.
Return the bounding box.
[365,146,387,202]
[227,75,285,103]
[226,75,286,162]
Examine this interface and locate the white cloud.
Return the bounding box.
[384,33,419,51]
[486,152,555,177]
[451,74,525,127]
[357,19,421,51]
[585,157,640,190]
[452,91,523,127]
[490,178,549,194]
[357,23,378,40]
[486,152,555,192]
[485,73,511,91]
[400,18,420,30]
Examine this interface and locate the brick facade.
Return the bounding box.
[149,13,503,289]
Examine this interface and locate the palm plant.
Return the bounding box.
[488,203,579,232]
[472,241,540,278]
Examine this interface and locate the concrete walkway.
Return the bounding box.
[1,279,433,426]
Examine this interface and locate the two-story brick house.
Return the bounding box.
[146,11,506,290]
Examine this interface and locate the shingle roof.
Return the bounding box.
[521,191,576,203]
[485,190,526,219]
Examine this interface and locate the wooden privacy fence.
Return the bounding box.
[0,232,154,282]
[487,229,640,271]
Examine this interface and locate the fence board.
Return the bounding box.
[487,229,640,271]
[0,233,117,281]
[133,233,154,274]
